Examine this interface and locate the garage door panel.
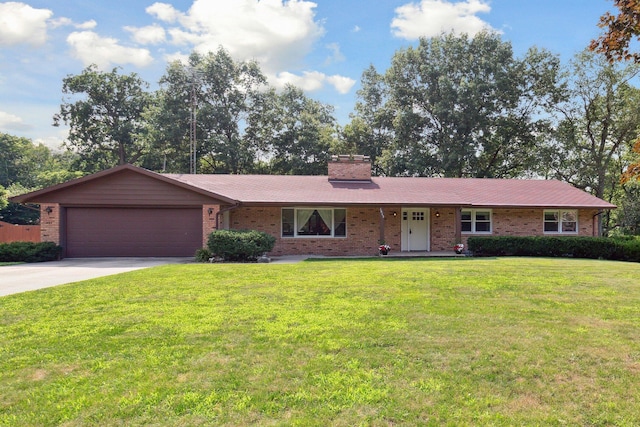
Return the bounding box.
[66,208,202,257]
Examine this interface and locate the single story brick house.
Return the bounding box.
[10,155,615,258]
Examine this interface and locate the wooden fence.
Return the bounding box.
[0,221,41,243]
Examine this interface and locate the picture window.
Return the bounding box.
[281,208,346,238]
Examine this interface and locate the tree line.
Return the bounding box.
[2,28,640,234]
[52,49,338,176]
[0,133,82,223]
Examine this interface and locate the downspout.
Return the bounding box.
[216,203,241,230]
[592,210,605,236]
[379,207,385,244]
[455,207,462,244]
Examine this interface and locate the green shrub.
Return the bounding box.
[467,236,640,262]
[206,229,276,262]
[0,241,63,263]
[194,248,212,263]
[613,236,640,262]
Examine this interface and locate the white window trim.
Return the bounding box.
[281,207,347,238]
[461,209,493,234]
[543,209,578,234]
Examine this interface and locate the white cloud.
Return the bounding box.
[272,71,355,94]
[167,28,200,46]
[163,52,190,64]
[34,135,66,150]
[67,31,154,69]
[147,2,182,23]
[324,42,345,66]
[49,17,72,29]
[273,71,325,92]
[0,111,31,131]
[326,75,356,94]
[147,0,355,95]
[49,17,96,30]
[152,0,324,72]
[0,2,52,47]
[76,20,98,30]
[125,24,166,45]
[391,0,495,39]
[352,25,361,33]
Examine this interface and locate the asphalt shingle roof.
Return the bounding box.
[164,173,616,209]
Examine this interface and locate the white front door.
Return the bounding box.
[401,208,430,251]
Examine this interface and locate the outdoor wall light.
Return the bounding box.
[208,207,214,215]
[435,210,440,218]
[45,206,53,214]
[392,211,397,217]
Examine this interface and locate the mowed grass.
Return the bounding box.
[2,258,640,426]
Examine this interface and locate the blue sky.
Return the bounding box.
[0,0,615,149]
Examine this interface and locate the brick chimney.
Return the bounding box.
[328,155,372,181]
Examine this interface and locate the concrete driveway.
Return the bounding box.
[0,257,192,297]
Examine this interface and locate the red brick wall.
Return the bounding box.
[382,210,401,252]
[328,155,371,181]
[492,208,597,237]
[40,204,604,256]
[458,208,599,246]
[40,204,60,244]
[230,206,385,256]
[202,204,220,246]
[431,208,457,250]
[226,206,602,256]
[492,208,541,237]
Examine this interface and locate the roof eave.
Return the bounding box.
[469,203,617,209]
[9,164,240,205]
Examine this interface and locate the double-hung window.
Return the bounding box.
[282,208,346,238]
[544,210,577,233]
[461,209,492,233]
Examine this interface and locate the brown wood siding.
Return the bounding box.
[34,170,219,206]
[66,208,202,257]
[0,221,41,243]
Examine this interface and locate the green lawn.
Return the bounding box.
[1,258,640,426]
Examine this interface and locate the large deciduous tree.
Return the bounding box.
[0,185,7,210]
[620,140,640,234]
[246,85,337,175]
[617,180,640,234]
[583,1,640,235]
[354,32,565,178]
[151,48,267,174]
[53,65,151,171]
[622,139,640,183]
[590,0,640,63]
[1,133,28,188]
[541,51,640,200]
[0,132,81,188]
[0,132,82,224]
[340,65,395,176]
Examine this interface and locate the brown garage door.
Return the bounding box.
[66,207,202,257]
